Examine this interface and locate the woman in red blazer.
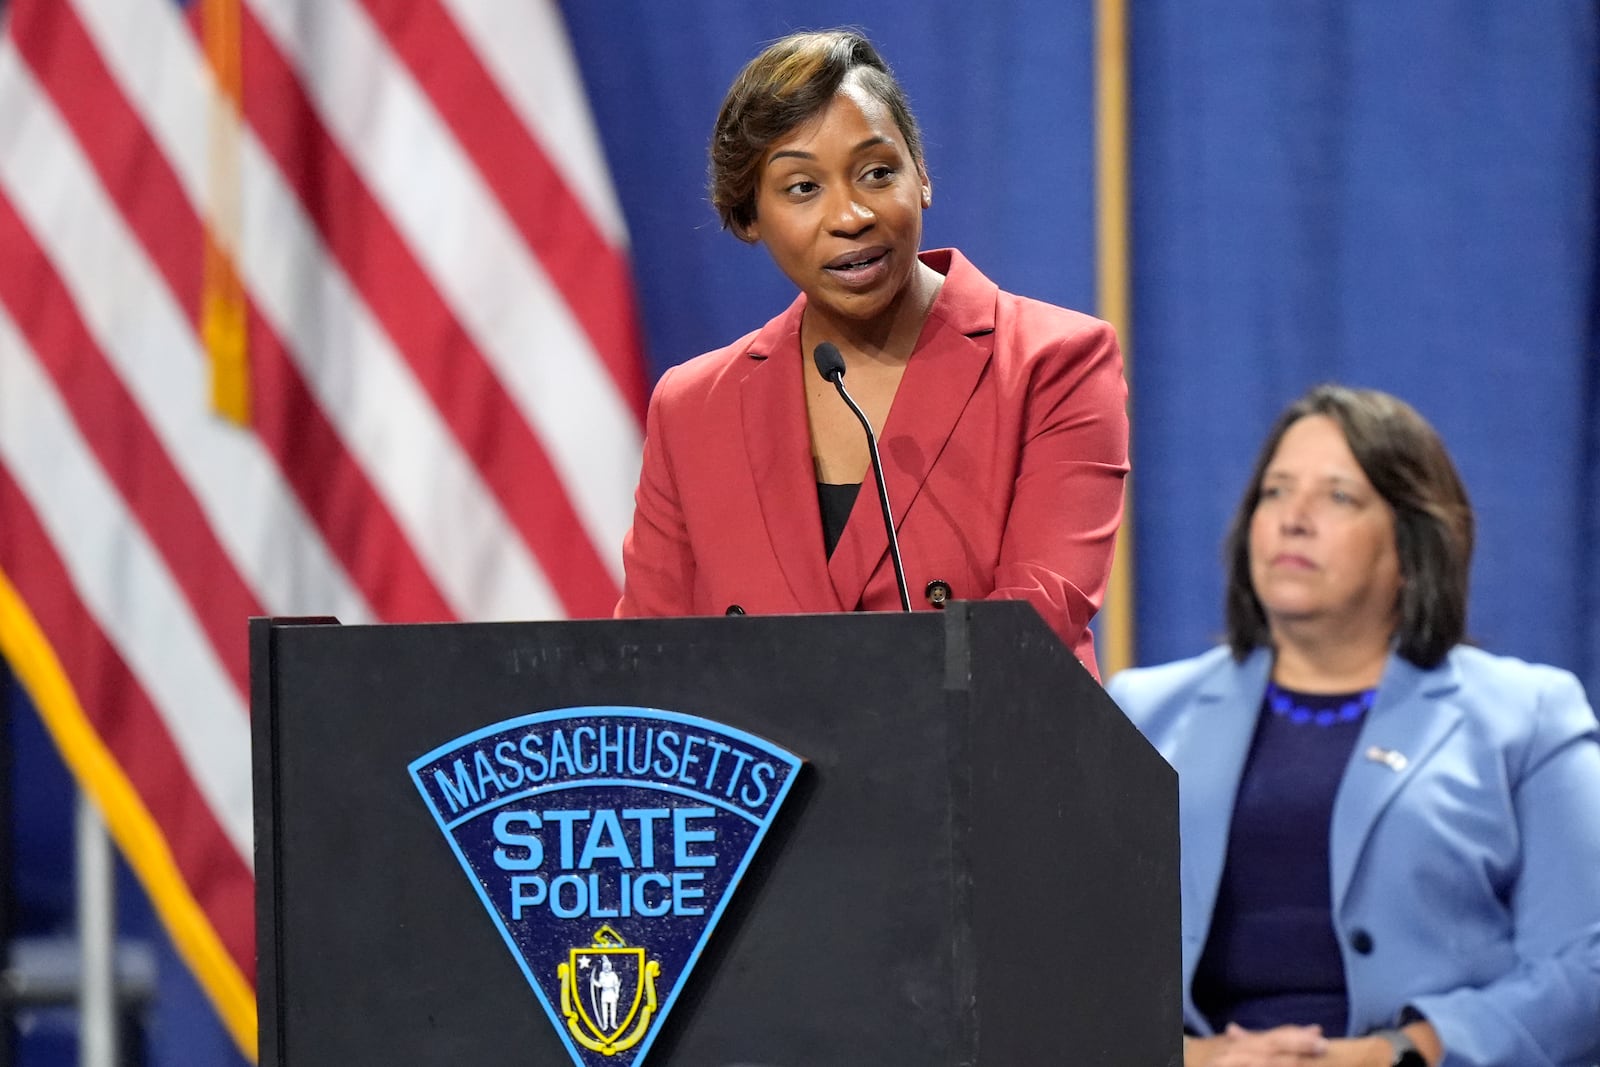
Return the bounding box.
[616,29,1128,678]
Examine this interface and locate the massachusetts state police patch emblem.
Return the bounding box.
[408,706,803,1067]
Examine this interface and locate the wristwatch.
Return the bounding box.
[1373,1027,1426,1066]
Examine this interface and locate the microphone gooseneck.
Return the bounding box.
[812,343,912,612]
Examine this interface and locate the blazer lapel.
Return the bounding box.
[740,302,842,612]
[827,251,997,609]
[1176,650,1271,987]
[1329,653,1463,907]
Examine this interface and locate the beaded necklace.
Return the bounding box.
[1264,681,1375,727]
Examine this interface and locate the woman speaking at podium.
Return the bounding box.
[615,29,1128,678]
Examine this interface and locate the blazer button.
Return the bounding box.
[724,604,745,616]
[1349,929,1374,955]
[924,579,952,607]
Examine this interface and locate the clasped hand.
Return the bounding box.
[1189,1023,1396,1066]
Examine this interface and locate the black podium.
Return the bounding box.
[251,602,1179,1066]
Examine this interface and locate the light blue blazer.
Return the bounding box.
[1107,645,1600,1067]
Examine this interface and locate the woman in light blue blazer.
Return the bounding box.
[1108,386,1600,1067]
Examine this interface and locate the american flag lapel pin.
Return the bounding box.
[1364,745,1408,773]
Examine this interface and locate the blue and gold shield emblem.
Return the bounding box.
[408,707,802,1067]
[558,926,658,1054]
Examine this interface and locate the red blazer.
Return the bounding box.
[616,249,1128,677]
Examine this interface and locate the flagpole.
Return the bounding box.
[1095,0,1136,675]
[76,794,118,1067]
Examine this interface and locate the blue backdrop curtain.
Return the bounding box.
[1126,2,1599,685]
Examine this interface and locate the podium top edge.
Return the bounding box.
[249,602,1045,633]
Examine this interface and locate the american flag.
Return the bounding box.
[0,0,645,1056]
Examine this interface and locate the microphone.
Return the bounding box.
[812,342,912,612]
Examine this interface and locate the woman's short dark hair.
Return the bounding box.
[708,29,925,241]
[1223,384,1474,668]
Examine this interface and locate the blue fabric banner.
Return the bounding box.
[1126,2,1598,681]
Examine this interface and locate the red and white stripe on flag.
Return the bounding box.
[0,0,646,1057]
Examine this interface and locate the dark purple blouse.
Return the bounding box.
[1192,684,1374,1035]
